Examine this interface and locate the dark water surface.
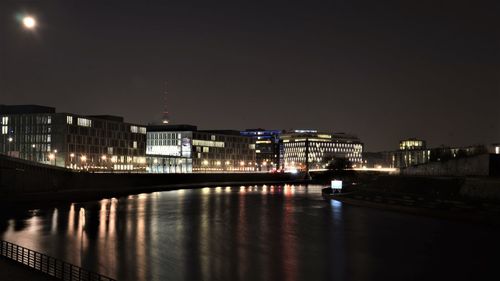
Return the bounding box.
[1,184,499,281]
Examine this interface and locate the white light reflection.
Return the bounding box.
[331,200,343,222]
[51,208,58,234]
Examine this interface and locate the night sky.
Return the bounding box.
[1,0,498,151]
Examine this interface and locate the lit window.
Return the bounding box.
[66,116,73,125]
[1,126,7,134]
[133,141,137,149]
[130,126,138,133]
[77,118,92,127]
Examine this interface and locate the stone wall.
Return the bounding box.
[400,154,492,177]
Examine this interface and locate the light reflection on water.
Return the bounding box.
[0,184,499,281]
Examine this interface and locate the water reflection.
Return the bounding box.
[0,185,499,281]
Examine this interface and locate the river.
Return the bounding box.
[1,184,499,281]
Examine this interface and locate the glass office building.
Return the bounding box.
[281,130,364,171]
[0,105,147,171]
[146,125,256,173]
[240,129,282,171]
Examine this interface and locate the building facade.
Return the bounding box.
[388,139,497,168]
[240,129,282,171]
[146,125,256,173]
[281,130,364,171]
[0,105,147,171]
[391,138,430,168]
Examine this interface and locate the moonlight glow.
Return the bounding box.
[22,16,36,29]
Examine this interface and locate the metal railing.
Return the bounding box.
[0,240,116,281]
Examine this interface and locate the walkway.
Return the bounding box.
[0,257,58,281]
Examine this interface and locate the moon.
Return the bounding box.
[22,16,36,29]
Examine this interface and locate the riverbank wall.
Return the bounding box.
[359,175,500,203]
[0,155,307,203]
[399,154,500,177]
[326,175,500,224]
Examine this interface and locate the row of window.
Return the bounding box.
[147,139,181,146]
[284,141,363,149]
[3,115,51,125]
[130,125,147,134]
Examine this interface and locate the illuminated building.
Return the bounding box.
[0,105,147,171]
[389,139,495,168]
[391,138,430,168]
[240,129,282,171]
[489,143,500,154]
[399,139,426,150]
[281,130,364,171]
[146,125,256,173]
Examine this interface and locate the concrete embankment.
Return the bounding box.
[399,153,500,177]
[0,155,308,204]
[352,175,500,203]
[326,175,500,224]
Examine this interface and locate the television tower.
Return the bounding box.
[162,81,170,124]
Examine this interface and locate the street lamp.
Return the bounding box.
[81,155,87,170]
[101,155,107,170]
[7,137,13,156]
[31,144,35,161]
[48,153,55,165]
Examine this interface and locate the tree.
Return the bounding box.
[456,149,467,158]
[326,157,352,171]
